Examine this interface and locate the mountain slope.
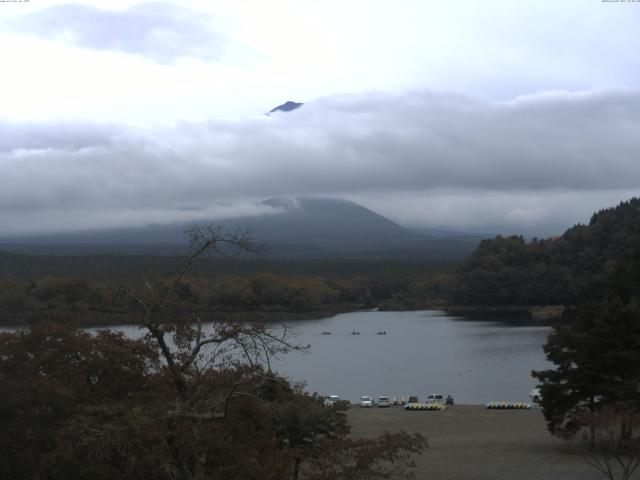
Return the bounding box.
[0,197,481,259]
[253,197,412,252]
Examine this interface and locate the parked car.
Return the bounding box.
[324,395,341,406]
[426,393,445,404]
[529,388,542,403]
[407,395,419,404]
[359,395,373,407]
[377,395,391,407]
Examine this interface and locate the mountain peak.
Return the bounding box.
[268,101,303,114]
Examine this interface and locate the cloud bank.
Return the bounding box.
[11,3,225,63]
[2,89,639,236]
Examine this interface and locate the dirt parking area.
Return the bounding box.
[348,405,611,480]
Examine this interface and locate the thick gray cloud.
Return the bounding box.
[1,89,640,236]
[11,3,225,62]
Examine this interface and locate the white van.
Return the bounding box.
[426,393,445,404]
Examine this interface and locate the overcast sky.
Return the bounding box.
[1,0,639,237]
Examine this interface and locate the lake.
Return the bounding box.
[3,309,551,404]
[269,310,551,404]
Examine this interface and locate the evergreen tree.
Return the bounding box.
[451,197,640,307]
[532,297,640,437]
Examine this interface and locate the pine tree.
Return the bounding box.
[532,297,640,437]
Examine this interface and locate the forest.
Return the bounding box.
[450,198,640,307]
[0,252,454,327]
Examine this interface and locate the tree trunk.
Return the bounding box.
[292,457,301,480]
[589,395,596,449]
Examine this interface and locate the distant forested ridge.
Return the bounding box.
[450,198,640,306]
[0,255,454,326]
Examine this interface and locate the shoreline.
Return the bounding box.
[0,304,564,329]
[445,304,566,323]
[0,305,368,329]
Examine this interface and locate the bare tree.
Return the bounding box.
[579,407,640,480]
[114,226,304,408]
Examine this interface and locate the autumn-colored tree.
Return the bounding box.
[0,226,426,479]
[0,319,160,479]
[0,320,425,480]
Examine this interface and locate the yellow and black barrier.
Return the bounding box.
[404,402,447,411]
[485,401,531,409]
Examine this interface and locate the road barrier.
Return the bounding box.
[485,401,531,409]
[404,402,447,411]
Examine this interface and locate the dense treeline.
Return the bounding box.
[0,274,366,326]
[0,269,453,327]
[0,245,457,327]
[451,198,640,306]
[0,251,452,281]
[527,202,640,455]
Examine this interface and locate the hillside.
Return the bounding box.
[450,197,640,306]
[254,197,418,255]
[0,197,482,260]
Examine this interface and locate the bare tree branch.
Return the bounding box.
[111,224,300,405]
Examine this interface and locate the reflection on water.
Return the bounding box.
[269,310,551,404]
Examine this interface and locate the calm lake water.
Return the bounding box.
[3,309,551,404]
[270,310,551,404]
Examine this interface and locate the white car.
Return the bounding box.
[324,395,341,406]
[426,393,445,404]
[377,395,391,407]
[529,388,542,403]
[359,395,374,407]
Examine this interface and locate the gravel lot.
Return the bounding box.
[348,405,612,480]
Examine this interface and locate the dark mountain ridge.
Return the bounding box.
[0,197,482,260]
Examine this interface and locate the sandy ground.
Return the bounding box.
[348,405,616,480]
